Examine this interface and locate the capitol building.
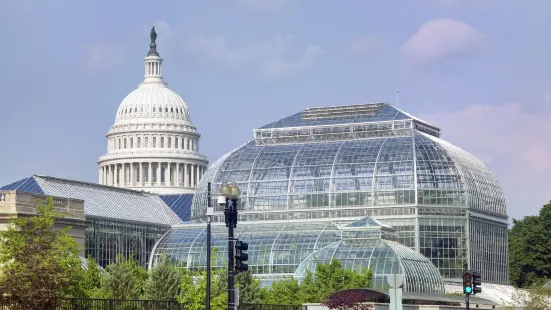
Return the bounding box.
[0,27,513,304]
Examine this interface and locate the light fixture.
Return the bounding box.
[230,183,241,199]
[219,183,232,198]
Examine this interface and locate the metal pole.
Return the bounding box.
[206,182,212,310]
[465,294,470,310]
[227,199,235,310]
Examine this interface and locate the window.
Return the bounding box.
[137,137,141,148]
[124,138,127,149]
[161,137,164,148]
[153,137,157,148]
[118,139,121,149]
[168,137,172,148]
[153,107,156,112]
[175,138,179,149]
[130,137,133,148]
[145,137,149,148]
[165,107,168,112]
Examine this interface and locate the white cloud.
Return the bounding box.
[82,42,123,73]
[349,37,378,54]
[189,34,324,77]
[419,95,551,219]
[402,19,485,67]
[235,0,290,12]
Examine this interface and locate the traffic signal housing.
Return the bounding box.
[235,239,249,273]
[472,271,482,295]
[463,271,473,295]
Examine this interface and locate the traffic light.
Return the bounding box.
[235,239,249,273]
[472,271,482,295]
[463,271,473,295]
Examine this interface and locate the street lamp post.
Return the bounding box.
[218,183,241,310]
[206,182,213,310]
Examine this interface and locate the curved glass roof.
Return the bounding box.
[192,130,506,220]
[294,239,444,294]
[150,217,444,294]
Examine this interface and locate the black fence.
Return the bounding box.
[239,304,303,310]
[0,297,183,310]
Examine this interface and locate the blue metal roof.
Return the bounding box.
[1,175,183,226]
[159,194,194,221]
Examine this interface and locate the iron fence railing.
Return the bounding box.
[0,297,183,310]
[239,303,303,310]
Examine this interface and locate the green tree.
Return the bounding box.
[261,278,304,304]
[178,268,228,310]
[236,271,263,304]
[79,256,103,298]
[261,259,373,304]
[0,197,83,305]
[144,252,181,300]
[302,259,373,303]
[509,201,551,287]
[100,255,148,299]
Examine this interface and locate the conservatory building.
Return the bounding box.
[150,102,509,291]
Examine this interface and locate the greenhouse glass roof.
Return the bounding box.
[150,217,445,294]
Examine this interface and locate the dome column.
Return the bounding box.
[130,163,135,187]
[148,162,153,186]
[176,164,181,186]
[184,164,188,187]
[191,164,195,188]
[139,162,144,186]
[157,162,161,185]
[115,164,119,187]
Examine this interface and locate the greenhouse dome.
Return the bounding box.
[162,102,509,284]
[150,216,445,294]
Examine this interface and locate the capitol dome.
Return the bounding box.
[98,26,208,195]
[189,102,509,284]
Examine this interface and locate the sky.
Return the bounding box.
[0,0,550,222]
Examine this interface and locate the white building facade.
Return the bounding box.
[98,27,208,195]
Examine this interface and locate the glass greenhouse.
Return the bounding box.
[151,217,445,294]
[155,102,509,284]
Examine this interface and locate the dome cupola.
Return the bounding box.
[98,26,208,195]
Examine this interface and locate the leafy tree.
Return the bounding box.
[509,201,551,287]
[100,255,148,299]
[302,259,373,303]
[178,268,228,310]
[79,256,103,298]
[261,259,373,304]
[144,252,181,300]
[236,271,263,304]
[0,197,83,306]
[261,278,304,304]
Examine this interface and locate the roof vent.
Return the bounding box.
[302,103,383,120]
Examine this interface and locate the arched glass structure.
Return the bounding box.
[150,217,445,294]
[294,240,444,294]
[185,103,509,283]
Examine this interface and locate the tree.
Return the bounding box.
[100,255,148,299]
[79,256,103,298]
[260,259,373,304]
[302,259,373,303]
[0,197,83,306]
[509,201,551,287]
[178,268,228,310]
[261,278,304,305]
[236,271,263,304]
[144,252,181,300]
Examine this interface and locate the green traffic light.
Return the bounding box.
[465,287,472,293]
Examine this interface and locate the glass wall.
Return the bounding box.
[85,218,169,268]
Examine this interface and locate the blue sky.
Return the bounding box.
[1,0,550,221]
